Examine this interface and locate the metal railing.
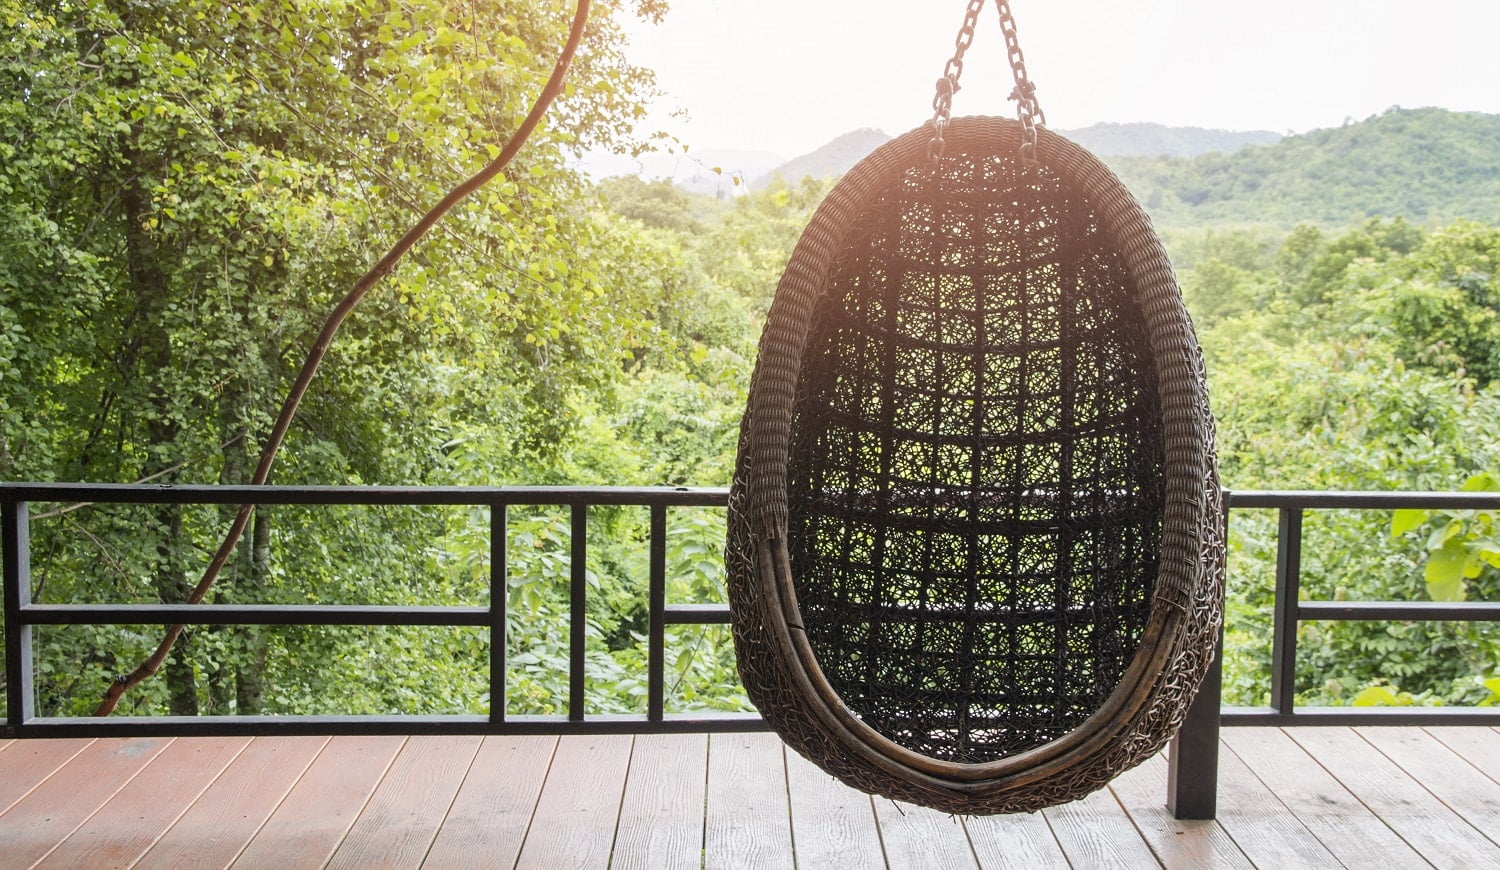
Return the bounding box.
[4,483,1500,817]
[2,483,753,738]
[1222,490,1500,726]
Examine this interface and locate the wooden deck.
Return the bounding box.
[3,727,1500,868]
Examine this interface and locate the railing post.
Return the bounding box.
[4,500,34,732]
[569,504,587,722]
[647,504,667,722]
[489,502,508,724]
[1270,507,1303,715]
[1168,624,1223,819]
[1166,493,1228,819]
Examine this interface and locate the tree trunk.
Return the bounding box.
[122,131,197,715]
[152,504,198,716]
[236,510,272,713]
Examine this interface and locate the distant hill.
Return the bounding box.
[1060,122,1282,158]
[1108,107,1500,226]
[752,122,1281,190]
[744,108,1500,227]
[752,128,892,190]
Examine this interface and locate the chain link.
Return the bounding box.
[996,0,1045,164]
[929,0,1046,164]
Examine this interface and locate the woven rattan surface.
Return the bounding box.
[727,117,1224,814]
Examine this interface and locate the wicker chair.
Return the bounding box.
[726,117,1225,814]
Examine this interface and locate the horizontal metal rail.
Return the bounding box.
[19,604,493,627]
[0,482,730,507]
[12,712,769,740]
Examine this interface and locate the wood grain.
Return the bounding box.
[1292,726,1499,865]
[0,737,170,868]
[1108,754,1251,869]
[135,736,329,870]
[703,732,794,869]
[0,738,92,813]
[872,798,978,868]
[1043,784,1160,869]
[611,733,709,870]
[783,749,884,869]
[1222,727,1425,867]
[962,808,1069,869]
[35,736,249,869]
[1361,726,1500,853]
[422,735,557,869]
[1202,733,1339,867]
[233,735,406,869]
[325,734,482,869]
[514,733,633,869]
[1428,724,1500,782]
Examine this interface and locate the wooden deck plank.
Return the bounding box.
[421,735,557,869]
[514,733,633,869]
[872,799,977,869]
[0,738,92,813]
[962,809,1069,869]
[612,733,709,870]
[232,735,407,869]
[1292,726,1499,865]
[1428,724,1500,782]
[1108,754,1252,869]
[1361,727,1500,853]
[135,735,330,870]
[3,728,1500,866]
[0,737,171,869]
[703,732,794,870]
[1204,732,1340,867]
[783,749,884,870]
[1043,785,1160,869]
[1222,727,1427,868]
[326,734,483,869]
[34,736,250,869]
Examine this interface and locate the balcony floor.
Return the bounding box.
[2,726,1500,867]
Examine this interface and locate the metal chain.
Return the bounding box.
[929,0,984,160]
[929,0,1046,163]
[996,0,1045,164]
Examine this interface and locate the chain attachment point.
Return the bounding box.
[928,0,1046,166]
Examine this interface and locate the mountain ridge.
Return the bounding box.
[742,108,1500,226]
[750,121,1286,190]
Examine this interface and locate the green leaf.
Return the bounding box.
[1463,547,1487,579]
[1391,508,1427,537]
[1427,519,1463,550]
[1425,540,1469,601]
[1460,471,1500,492]
[1352,686,1400,706]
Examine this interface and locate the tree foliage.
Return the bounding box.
[1188,219,1500,707]
[1111,107,1500,227]
[2,0,674,716]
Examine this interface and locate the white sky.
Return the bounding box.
[619,0,1500,160]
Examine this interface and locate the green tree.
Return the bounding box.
[2,0,667,716]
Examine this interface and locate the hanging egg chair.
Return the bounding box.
[725,1,1225,815]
